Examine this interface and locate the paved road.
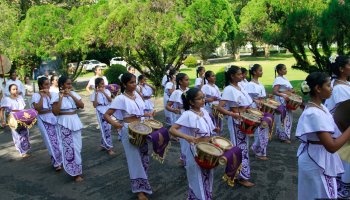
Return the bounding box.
[0,93,299,200]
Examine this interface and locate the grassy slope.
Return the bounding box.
[181,53,308,95]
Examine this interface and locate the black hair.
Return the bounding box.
[38,77,48,90]
[166,69,177,83]
[8,84,17,92]
[330,55,350,78]
[241,67,247,75]
[182,87,201,111]
[196,66,205,78]
[120,72,136,93]
[95,77,104,89]
[9,70,16,79]
[275,64,285,77]
[58,76,70,90]
[138,75,145,82]
[50,75,58,84]
[176,73,187,89]
[302,72,330,96]
[204,70,214,84]
[249,64,262,81]
[127,66,135,71]
[93,66,101,75]
[224,65,241,86]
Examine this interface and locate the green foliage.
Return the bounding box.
[183,55,198,68]
[103,64,127,85]
[215,68,225,89]
[0,1,19,55]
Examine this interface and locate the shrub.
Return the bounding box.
[103,64,128,84]
[215,67,225,89]
[183,55,198,68]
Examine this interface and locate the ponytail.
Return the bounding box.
[176,73,187,90]
[196,66,205,78]
[182,88,200,111]
[224,65,240,86]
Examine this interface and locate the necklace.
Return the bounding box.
[190,109,203,117]
[336,79,350,86]
[251,79,260,85]
[308,101,325,112]
[123,92,136,100]
[179,87,187,92]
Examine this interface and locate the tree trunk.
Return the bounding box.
[251,42,258,56]
[264,43,270,58]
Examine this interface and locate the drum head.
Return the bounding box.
[129,121,152,135]
[143,119,163,129]
[247,109,263,117]
[267,99,281,106]
[334,99,350,132]
[241,113,261,122]
[7,115,18,130]
[196,142,223,156]
[211,136,233,149]
[289,94,302,102]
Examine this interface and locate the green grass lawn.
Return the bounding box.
[180,53,308,95]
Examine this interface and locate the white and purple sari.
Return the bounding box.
[325,81,350,198]
[221,85,253,180]
[164,82,174,125]
[51,91,83,177]
[90,90,113,150]
[110,92,152,195]
[273,76,293,141]
[201,83,222,134]
[31,93,62,167]
[137,84,154,114]
[1,96,30,155]
[169,88,188,163]
[175,108,216,200]
[245,81,269,157]
[296,105,344,199]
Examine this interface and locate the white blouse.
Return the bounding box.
[1,96,26,111]
[221,85,253,108]
[31,93,57,125]
[109,92,145,120]
[272,76,293,92]
[51,91,83,131]
[325,83,350,113]
[296,105,343,177]
[201,83,221,106]
[90,89,112,114]
[175,108,216,137]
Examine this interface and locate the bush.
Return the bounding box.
[183,55,198,68]
[215,67,225,89]
[103,64,128,85]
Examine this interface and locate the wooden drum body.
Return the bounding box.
[239,112,261,135]
[128,121,152,146]
[143,119,163,131]
[261,99,280,114]
[195,142,223,169]
[286,94,302,110]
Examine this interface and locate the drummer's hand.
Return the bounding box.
[186,136,197,144]
[214,127,221,133]
[230,112,242,120]
[267,94,273,98]
[113,122,123,130]
[144,112,154,117]
[174,109,181,114]
[1,120,6,127]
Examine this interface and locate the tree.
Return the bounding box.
[0,1,19,55]
[102,0,237,89]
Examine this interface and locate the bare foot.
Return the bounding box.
[178,159,185,167]
[137,192,148,200]
[238,180,255,188]
[99,146,106,151]
[284,140,291,144]
[55,166,62,172]
[21,153,31,158]
[256,156,269,161]
[107,149,116,156]
[74,176,83,182]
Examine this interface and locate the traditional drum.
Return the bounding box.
[286,94,302,110]
[333,99,350,132]
[211,104,224,119]
[210,136,233,151]
[194,142,224,169]
[7,109,38,130]
[128,121,152,146]
[143,119,163,131]
[239,112,261,135]
[260,99,280,114]
[247,108,263,117]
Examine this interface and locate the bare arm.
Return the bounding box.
[92,92,99,108]
[85,83,92,94]
[169,124,197,144]
[32,94,44,111]
[166,101,180,114]
[52,96,62,116]
[317,126,350,153]
[216,100,240,119]
[0,108,5,127]
[103,108,123,129]
[68,92,84,109]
